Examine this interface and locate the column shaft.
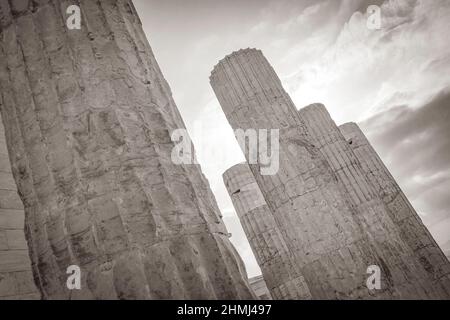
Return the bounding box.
[299,104,445,299]
[340,122,450,296]
[224,163,311,299]
[211,49,391,299]
[0,113,40,299]
[0,0,254,299]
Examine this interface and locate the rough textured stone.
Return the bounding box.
[211,48,401,299]
[248,275,272,300]
[298,104,447,299]
[0,0,254,300]
[223,163,312,300]
[340,122,450,296]
[0,111,39,299]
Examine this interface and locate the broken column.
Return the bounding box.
[211,48,399,299]
[223,163,311,300]
[0,113,40,300]
[298,103,446,299]
[0,0,254,299]
[340,122,450,296]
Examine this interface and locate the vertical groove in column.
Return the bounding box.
[1,1,66,298]
[18,3,98,299]
[340,122,450,297]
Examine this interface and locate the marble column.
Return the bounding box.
[211,48,394,299]
[0,0,254,299]
[299,104,445,299]
[0,113,40,300]
[224,163,311,299]
[340,122,450,297]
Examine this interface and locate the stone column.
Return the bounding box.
[299,103,446,299]
[211,48,394,299]
[0,113,40,300]
[0,0,254,299]
[340,122,450,297]
[223,163,311,300]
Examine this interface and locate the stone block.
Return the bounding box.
[0,250,32,272]
[0,209,25,229]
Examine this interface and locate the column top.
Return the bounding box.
[210,48,262,80]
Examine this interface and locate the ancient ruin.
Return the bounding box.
[298,104,447,298]
[212,48,450,299]
[248,275,272,300]
[223,163,311,299]
[0,0,254,299]
[0,0,448,301]
[340,122,450,296]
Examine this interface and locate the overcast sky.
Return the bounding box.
[132,0,450,277]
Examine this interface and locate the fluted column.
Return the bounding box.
[211,48,395,299]
[0,113,40,299]
[340,122,450,297]
[223,163,311,300]
[0,0,254,299]
[299,104,446,299]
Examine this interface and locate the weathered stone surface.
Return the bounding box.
[0,153,12,173]
[0,0,254,299]
[0,209,24,230]
[224,163,312,300]
[0,189,24,210]
[340,122,450,296]
[298,104,447,299]
[211,48,399,299]
[249,275,272,300]
[0,111,39,299]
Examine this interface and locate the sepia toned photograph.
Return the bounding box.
[0,0,449,309]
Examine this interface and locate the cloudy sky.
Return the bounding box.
[132,0,450,277]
